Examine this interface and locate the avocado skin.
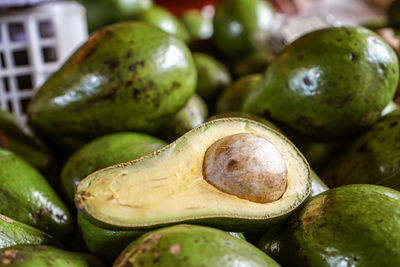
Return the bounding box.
[193,52,231,110]
[0,109,56,176]
[0,214,61,249]
[0,245,105,267]
[321,110,400,188]
[61,132,166,205]
[213,0,275,59]
[134,5,190,42]
[243,26,399,139]
[78,212,144,264]
[181,9,213,42]
[114,224,280,267]
[0,149,73,243]
[216,74,262,113]
[27,22,197,138]
[259,184,400,267]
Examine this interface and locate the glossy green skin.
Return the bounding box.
[114,224,280,267]
[233,51,270,77]
[0,109,56,175]
[309,170,328,198]
[244,26,399,139]
[0,149,73,242]
[181,9,213,41]
[0,245,105,267]
[160,94,208,141]
[193,52,231,109]
[216,74,262,113]
[135,6,189,42]
[258,184,400,267]
[381,100,399,116]
[78,212,144,264]
[213,0,275,59]
[61,132,166,205]
[321,110,400,188]
[80,0,153,32]
[27,22,197,138]
[0,214,61,249]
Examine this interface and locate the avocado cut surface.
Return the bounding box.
[76,118,311,231]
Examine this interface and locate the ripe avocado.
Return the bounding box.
[113,224,280,267]
[27,22,197,138]
[75,118,311,232]
[243,26,399,139]
[259,184,400,267]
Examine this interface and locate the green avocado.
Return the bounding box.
[0,149,73,242]
[181,9,214,41]
[27,22,197,138]
[194,52,231,110]
[321,110,400,189]
[0,109,56,176]
[134,5,190,42]
[213,0,275,59]
[233,51,270,77]
[75,118,311,232]
[160,94,208,141]
[381,100,399,116]
[0,214,61,249]
[258,184,400,267]
[309,170,328,198]
[78,212,144,264]
[80,0,153,32]
[61,132,166,206]
[216,74,262,113]
[243,26,399,139]
[113,224,280,267]
[0,245,105,266]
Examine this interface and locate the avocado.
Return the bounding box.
[78,212,144,263]
[216,74,262,113]
[0,245,105,266]
[321,110,400,189]
[80,0,153,32]
[309,170,328,197]
[160,94,208,141]
[213,0,275,59]
[0,149,73,242]
[0,214,61,249]
[61,132,166,205]
[194,52,231,110]
[233,51,270,77]
[75,118,311,232]
[258,184,400,267]
[113,224,280,267]
[0,109,56,176]
[381,100,399,116]
[27,22,197,138]
[134,5,190,42]
[243,26,399,139]
[181,9,213,41]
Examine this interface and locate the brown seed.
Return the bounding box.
[203,133,287,203]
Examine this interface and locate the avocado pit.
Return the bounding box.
[203,133,287,203]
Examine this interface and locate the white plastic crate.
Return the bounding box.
[0,1,88,118]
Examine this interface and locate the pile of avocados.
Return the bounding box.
[1,0,400,266]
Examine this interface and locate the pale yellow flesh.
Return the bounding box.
[77,119,310,227]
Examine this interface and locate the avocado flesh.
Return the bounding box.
[76,118,311,231]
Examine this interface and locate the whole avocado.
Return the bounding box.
[27,22,197,138]
[259,184,400,267]
[243,26,399,139]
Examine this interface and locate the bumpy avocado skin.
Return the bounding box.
[27,22,197,138]
[160,94,208,141]
[78,212,144,264]
[216,74,262,113]
[194,52,231,109]
[0,214,61,249]
[61,132,166,205]
[259,184,400,267]
[213,0,275,59]
[321,110,400,188]
[0,149,73,243]
[134,6,189,42]
[114,224,280,267]
[244,26,399,139]
[0,245,105,267]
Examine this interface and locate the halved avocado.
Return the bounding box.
[76,118,311,232]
